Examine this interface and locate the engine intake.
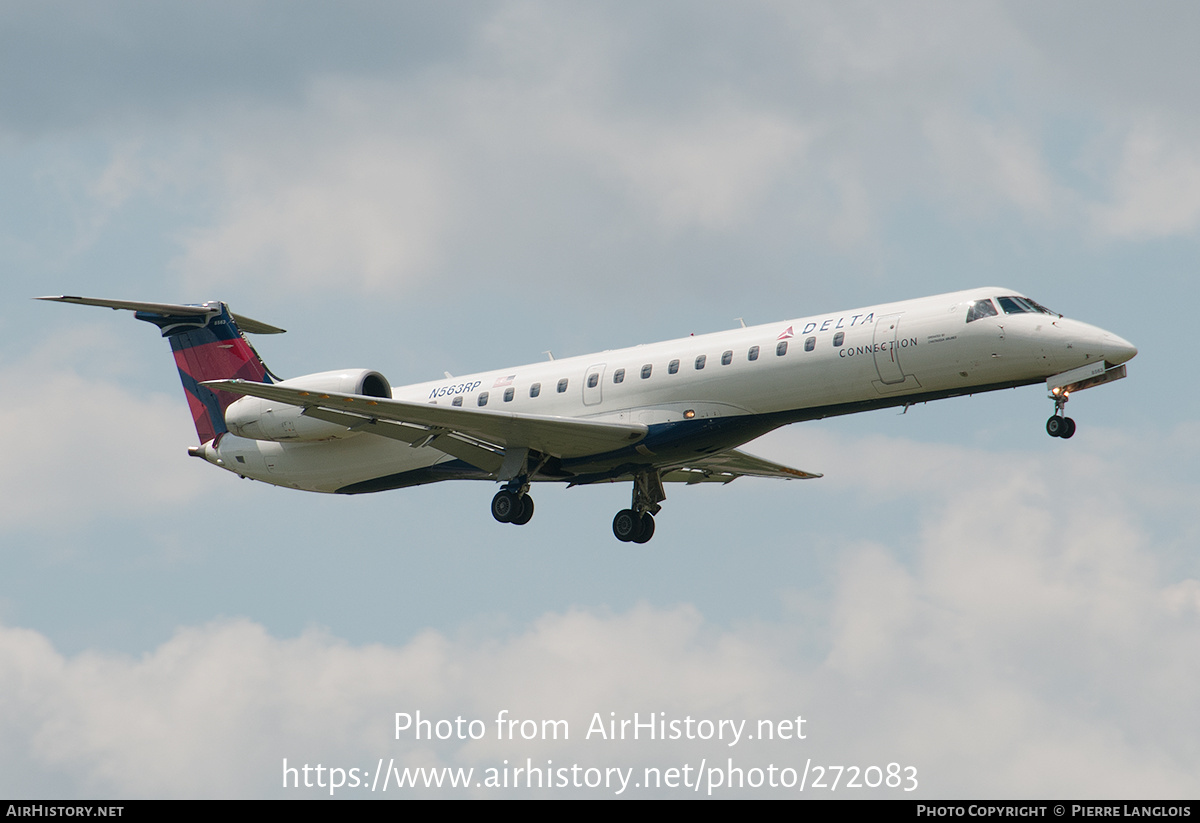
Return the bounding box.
[224,369,392,442]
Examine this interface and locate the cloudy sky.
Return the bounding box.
[2,1,1197,798]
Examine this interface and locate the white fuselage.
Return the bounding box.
[207,287,1136,493]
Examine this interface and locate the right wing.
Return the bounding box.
[661,448,822,484]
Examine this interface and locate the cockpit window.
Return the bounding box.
[1023,297,1058,316]
[997,295,1056,316]
[997,296,1031,314]
[965,299,998,323]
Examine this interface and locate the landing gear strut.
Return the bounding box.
[491,452,548,526]
[1046,388,1076,439]
[613,470,664,543]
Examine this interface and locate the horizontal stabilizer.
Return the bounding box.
[36,296,286,334]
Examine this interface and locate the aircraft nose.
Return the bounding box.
[1101,332,1137,365]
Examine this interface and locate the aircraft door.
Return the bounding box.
[873,314,906,384]
[583,363,606,406]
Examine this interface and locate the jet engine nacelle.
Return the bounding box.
[223,369,392,442]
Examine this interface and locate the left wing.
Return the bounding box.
[204,381,821,484]
[204,379,648,467]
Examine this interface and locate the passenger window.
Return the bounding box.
[530,383,541,398]
[669,359,679,374]
[641,364,652,379]
[721,350,733,365]
[804,337,815,352]
[452,396,463,407]
[478,392,489,407]
[777,340,788,356]
[695,354,706,370]
[587,373,599,388]
[748,346,759,361]
[557,378,568,393]
[966,299,999,323]
[613,369,625,384]
[504,387,514,402]
[833,332,844,347]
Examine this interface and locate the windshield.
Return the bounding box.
[997,295,1058,316]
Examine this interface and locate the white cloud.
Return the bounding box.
[3,421,1198,797]
[1089,125,1200,239]
[175,87,455,295]
[0,326,218,531]
[3,561,1196,799]
[555,107,810,232]
[924,113,1069,220]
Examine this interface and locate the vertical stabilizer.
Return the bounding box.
[136,304,275,443]
[37,296,284,444]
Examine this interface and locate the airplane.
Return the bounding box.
[39,288,1136,542]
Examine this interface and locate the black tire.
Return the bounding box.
[1060,417,1076,439]
[612,509,640,542]
[631,513,655,544]
[491,490,520,523]
[511,495,535,525]
[1046,416,1064,438]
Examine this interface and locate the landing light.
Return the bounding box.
[684,409,696,419]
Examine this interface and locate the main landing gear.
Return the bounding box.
[1046,388,1076,439]
[612,470,665,544]
[490,467,668,543]
[491,487,534,525]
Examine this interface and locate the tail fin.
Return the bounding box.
[37,296,285,444]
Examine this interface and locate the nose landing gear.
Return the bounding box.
[1046,388,1076,439]
[1046,415,1076,438]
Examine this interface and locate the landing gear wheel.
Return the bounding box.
[491,490,521,523]
[1046,416,1078,438]
[631,513,655,544]
[613,509,640,542]
[511,495,535,525]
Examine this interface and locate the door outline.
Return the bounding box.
[583,363,606,406]
[873,314,906,384]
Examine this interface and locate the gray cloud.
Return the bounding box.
[0,1,481,136]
